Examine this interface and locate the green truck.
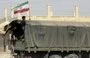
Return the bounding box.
[4,20,90,58]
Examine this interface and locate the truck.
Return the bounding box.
[4,20,90,58]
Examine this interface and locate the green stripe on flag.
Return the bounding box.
[13,1,28,9]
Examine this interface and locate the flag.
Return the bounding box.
[13,1,29,14]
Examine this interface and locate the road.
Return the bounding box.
[0,52,14,58]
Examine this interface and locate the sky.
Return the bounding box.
[0,0,90,18]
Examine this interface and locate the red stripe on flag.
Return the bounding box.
[14,8,29,14]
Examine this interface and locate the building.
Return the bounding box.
[0,5,90,34]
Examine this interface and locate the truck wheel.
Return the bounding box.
[49,55,62,58]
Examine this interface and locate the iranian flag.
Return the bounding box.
[14,1,29,14]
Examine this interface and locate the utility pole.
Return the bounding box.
[47,0,53,18]
[4,8,8,21]
[11,7,14,18]
[74,5,79,17]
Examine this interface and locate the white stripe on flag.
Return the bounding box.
[14,1,29,14]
